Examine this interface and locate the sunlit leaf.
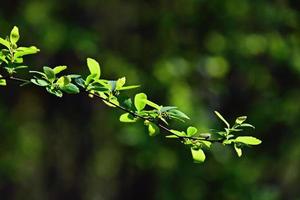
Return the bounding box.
[53,65,67,74]
[0,75,6,86]
[240,123,255,129]
[144,120,160,136]
[119,113,137,123]
[134,93,147,112]
[10,26,19,44]
[0,37,10,48]
[31,78,49,86]
[235,116,247,124]
[118,85,140,90]
[116,77,126,90]
[14,46,40,58]
[145,99,161,110]
[187,126,198,137]
[234,143,242,157]
[43,67,55,81]
[214,111,230,128]
[60,83,80,94]
[235,136,261,145]
[191,148,206,163]
[87,58,101,79]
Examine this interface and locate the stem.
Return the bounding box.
[3,75,223,143]
[89,91,222,143]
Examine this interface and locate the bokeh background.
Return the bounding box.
[1,0,300,199]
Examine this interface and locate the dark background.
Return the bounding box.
[1,0,300,199]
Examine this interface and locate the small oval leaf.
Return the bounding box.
[191,148,206,163]
[235,136,262,145]
[134,93,147,112]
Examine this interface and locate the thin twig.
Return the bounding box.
[3,75,223,143]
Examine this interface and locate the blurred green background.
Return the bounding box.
[1,0,300,199]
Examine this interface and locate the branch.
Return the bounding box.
[2,74,222,143]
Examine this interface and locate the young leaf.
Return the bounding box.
[240,123,255,129]
[134,93,147,112]
[168,109,190,121]
[187,126,198,137]
[0,37,10,48]
[166,135,179,138]
[144,120,159,136]
[119,113,137,123]
[60,83,80,94]
[10,26,20,44]
[145,99,161,110]
[201,141,212,149]
[214,111,230,128]
[160,106,177,112]
[0,75,6,86]
[87,58,101,79]
[116,77,126,90]
[56,76,71,87]
[118,85,140,91]
[235,136,261,145]
[14,46,40,58]
[235,116,247,124]
[31,78,49,86]
[170,129,186,137]
[53,65,67,74]
[234,144,242,157]
[46,87,63,97]
[191,148,206,163]
[85,74,97,86]
[43,67,55,81]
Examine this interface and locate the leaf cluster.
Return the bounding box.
[0,26,262,164]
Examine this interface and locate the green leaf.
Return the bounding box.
[56,76,71,87]
[10,26,20,44]
[0,37,10,48]
[235,116,247,124]
[234,144,242,157]
[87,58,101,79]
[31,78,49,86]
[166,135,179,138]
[85,74,97,86]
[214,111,230,128]
[223,139,234,145]
[116,77,126,90]
[240,123,255,129]
[187,126,198,137]
[201,141,212,149]
[75,77,85,88]
[235,136,262,145]
[89,85,109,92]
[0,75,6,86]
[170,129,186,137]
[119,113,137,123]
[46,87,63,97]
[43,67,55,81]
[191,148,206,163]
[53,65,67,74]
[61,83,80,94]
[145,99,161,110]
[168,109,190,121]
[134,93,147,112]
[144,120,159,136]
[160,106,177,112]
[15,65,28,70]
[14,46,40,58]
[118,85,140,91]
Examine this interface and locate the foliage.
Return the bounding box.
[0,26,261,163]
